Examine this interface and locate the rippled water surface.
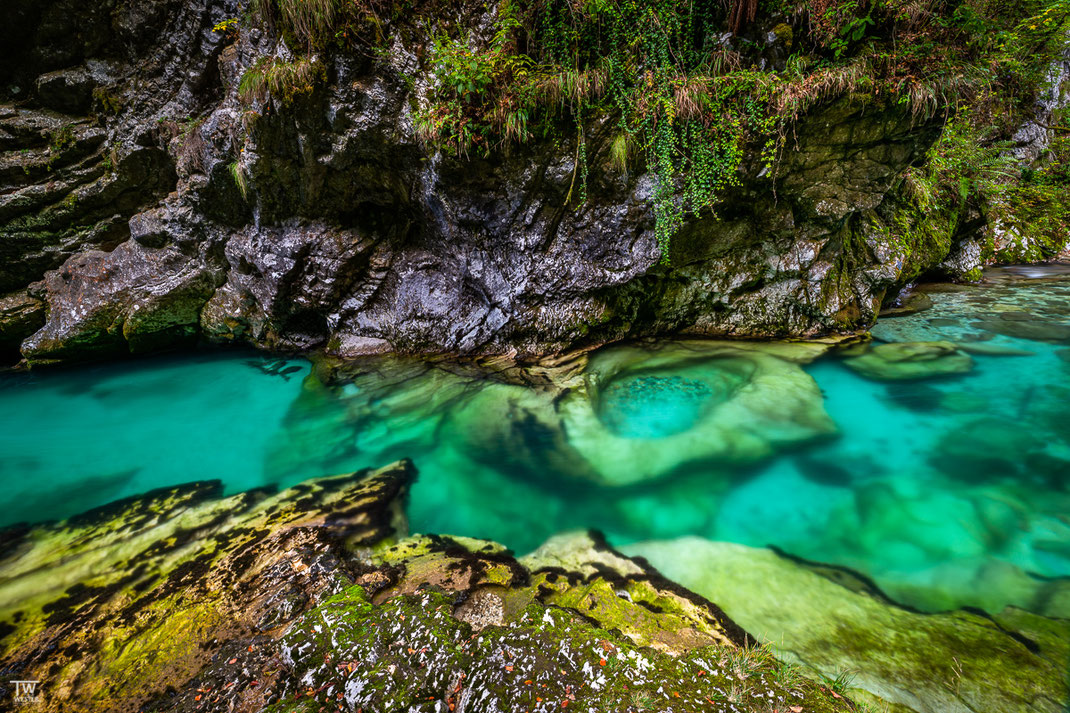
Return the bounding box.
[2,264,1069,616]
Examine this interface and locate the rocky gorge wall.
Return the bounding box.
[0,0,1063,366]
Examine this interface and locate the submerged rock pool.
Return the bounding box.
[3,266,1070,616]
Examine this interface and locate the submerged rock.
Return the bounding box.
[969,319,1070,343]
[845,341,973,381]
[931,417,1045,477]
[445,340,836,486]
[625,537,1070,713]
[955,341,1036,356]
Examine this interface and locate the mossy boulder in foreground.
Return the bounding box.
[0,461,853,713]
[270,582,843,713]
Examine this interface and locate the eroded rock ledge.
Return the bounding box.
[0,0,998,367]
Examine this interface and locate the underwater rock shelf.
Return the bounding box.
[628,538,1070,713]
[323,339,837,489]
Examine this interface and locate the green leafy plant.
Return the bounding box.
[241,0,1070,266]
[91,87,124,115]
[826,1,875,58]
[212,18,240,41]
[416,0,782,261]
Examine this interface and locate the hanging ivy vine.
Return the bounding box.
[416,0,778,262]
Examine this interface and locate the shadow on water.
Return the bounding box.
[246,356,305,380]
[794,455,856,487]
[0,467,140,528]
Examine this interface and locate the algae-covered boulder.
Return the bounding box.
[0,461,415,712]
[626,537,1070,713]
[271,583,849,713]
[262,530,849,713]
[845,341,973,381]
[369,530,750,654]
[0,463,855,713]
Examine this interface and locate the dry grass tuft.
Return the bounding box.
[774,59,873,120]
[238,57,322,105]
[673,77,709,121]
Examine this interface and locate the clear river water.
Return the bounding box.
[2,264,1069,618]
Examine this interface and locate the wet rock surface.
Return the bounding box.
[0,289,45,357]
[0,0,963,366]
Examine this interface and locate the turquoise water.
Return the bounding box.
[600,374,719,438]
[1,266,1069,615]
[0,352,314,524]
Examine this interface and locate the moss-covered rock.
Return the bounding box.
[271,583,850,713]
[0,462,857,713]
[626,537,1070,713]
[0,461,414,712]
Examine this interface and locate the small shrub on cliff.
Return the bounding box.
[276,0,341,49]
[212,18,240,42]
[238,56,324,105]
[229,161,249,200]
[250,0,387,50]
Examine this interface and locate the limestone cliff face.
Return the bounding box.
[0,0,965,365]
